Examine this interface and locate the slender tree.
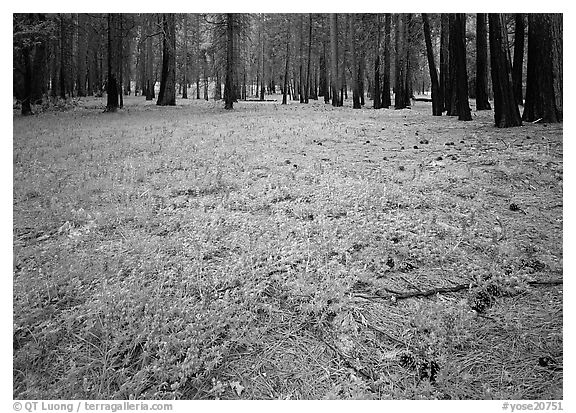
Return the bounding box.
[182,14,188,99]
[349,14,361,109]
[422,14,442,115]
[329,13,340,107]
[282,16,290,105]
[488,13,522,128]
[305,13,312,104]
[523,14,562,123]
[475,13,491,110]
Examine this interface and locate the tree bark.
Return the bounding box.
[282,15,290,105]
[145,15,154,100]
[381,13,391,108]
[523,14,562,123]
[394,14,409,109]
[475,13,491,110]
[422,14,442,116]
[182,14,188,99]
[449,13,472,120]
[373,15,382,109]
[76,13,87,97]
[305,13,312,103]
[512,14,525,106]
[329,13,340,107]
[349,14,361,109]
[440,13,449,113]
[21,46,33,115]
[224,14,235,109]
[30,14,47,103]
[157,13,176,106]
[105,14,119,112]
[340,13,347,104]
[489,14,522,128]
[59,14,67,99]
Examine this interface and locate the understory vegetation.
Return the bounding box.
[13,97,562,399]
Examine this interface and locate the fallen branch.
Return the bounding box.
[317,335,374,382]
[354,279,563,302]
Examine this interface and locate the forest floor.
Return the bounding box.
[13,95,563,400]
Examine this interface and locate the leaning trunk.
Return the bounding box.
[422,13,442,116]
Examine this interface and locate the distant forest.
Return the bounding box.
[13,13,562,126]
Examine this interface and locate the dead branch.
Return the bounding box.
[354,279,563,302]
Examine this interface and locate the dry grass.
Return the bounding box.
[13,96,562,399]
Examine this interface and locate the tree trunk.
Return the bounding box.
[105,14,119,112]
[512,14,525,106]
[488,14,522,128]
[182,14,188,99]
[422,14,442,116]
[145,15,154,100]
[359,49,365,106]
[305,13,312,103]
[203,51,209,100]
[349,14,361,109]
[76,13,87,97]
[157,13,176,106]
[449,13,472,120]
[118,15,124,108]
[523,14,562,123]
[298,14,305,103]
[282,16,290,105]
[21,46,33,115]
[440,13,449,113]
[373,15,382,109]
[340,14,347,104]
[381,13,391,108]
[323,42,330,104]
[260,15,265,101]
[319,43,327,98]
[59,14,67,99]
[394,14,409,109]
[403,13,413,108]
[329,13,340,107]
[475,13,491,110]
[224,14,235,109]
[30,15,47,103]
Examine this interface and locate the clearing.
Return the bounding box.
[13,96,563,399]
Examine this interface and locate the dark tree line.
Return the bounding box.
[14,13,562,126]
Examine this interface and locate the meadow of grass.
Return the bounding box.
[13,96,562,399]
